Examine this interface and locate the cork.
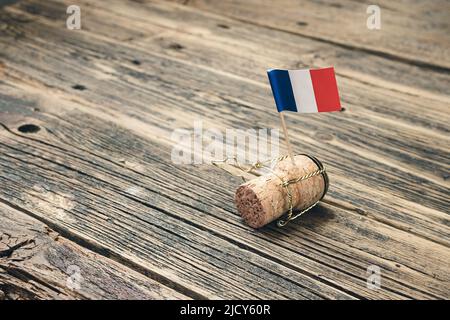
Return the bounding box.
[234,155,328,228]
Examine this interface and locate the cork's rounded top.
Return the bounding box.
[234,184,266,228]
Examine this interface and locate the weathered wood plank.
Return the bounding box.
[5,0,450,102]
[0,112,356,299]
[4,1,450,158]
[0,201,188,300]
[0,82,448,299]
[17,0,450,100]
[0,6,448,244]
[0,0,448,300]
[174,0,450,70]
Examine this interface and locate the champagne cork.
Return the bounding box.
[234,155,328,228]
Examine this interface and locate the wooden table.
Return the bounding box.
[0,0,449,299]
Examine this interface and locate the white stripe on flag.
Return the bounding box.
[288,70,318,113]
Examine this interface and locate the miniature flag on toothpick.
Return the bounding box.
[267,66,342,164]
[267,67,341,113]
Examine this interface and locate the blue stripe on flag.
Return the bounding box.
[267,69,297,112]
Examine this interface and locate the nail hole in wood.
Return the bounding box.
[217,24,230,29]
[131,59,141,65]
[72,84,86,90]
[340,107,346,112]
[296,21,308,26]
[168,43,184,51]
[24,4,40,15]
[18,124,40,134]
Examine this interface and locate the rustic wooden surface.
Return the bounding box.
[0,0,448,299]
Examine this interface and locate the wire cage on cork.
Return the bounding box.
[214,154,329,228]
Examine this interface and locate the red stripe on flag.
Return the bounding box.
[309,67,341,112]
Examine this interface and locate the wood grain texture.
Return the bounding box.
[0,202,188,300]
[0,82,447,299]
[2,1,448,241]
[0,0,448,299]
[175,0,450,70]
[0,102,355,299]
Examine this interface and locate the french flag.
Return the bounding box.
[267,67,341,113]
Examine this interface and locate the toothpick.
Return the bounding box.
[279,112,295,165]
